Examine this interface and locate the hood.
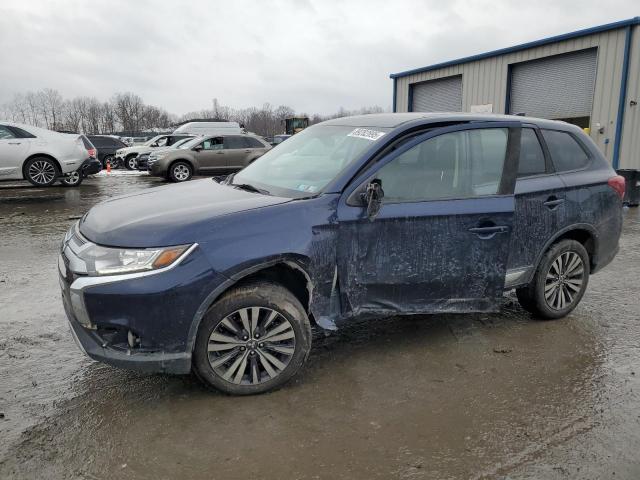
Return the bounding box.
[117,145,147,155]
[80,179,292,247]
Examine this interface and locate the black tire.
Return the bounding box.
[59,170,83,187]
[24,156,60,187]
[103,155,116,169]
[193,281,312,395]
[124,155,137,170]
[168,161,193,182]
[516,239,589,320]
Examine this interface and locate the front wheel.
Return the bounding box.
[193,282,312,395]
[168,161,193,182]
[124,155,137,170]
[516,239,589,319]
[24,157,60,187]
[59,170,83,187]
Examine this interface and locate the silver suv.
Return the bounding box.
[148,134,271,182]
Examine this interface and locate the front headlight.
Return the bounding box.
[77,244,192,276]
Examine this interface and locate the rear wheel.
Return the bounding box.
[168,161,193,182]
[59,170,83,187]
[24,157,59,187]
[193,281,312,395]
[516,239,589,319]
[103,155,116,169]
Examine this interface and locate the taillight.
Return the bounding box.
[88,148,97,158]
[608,175,626,200]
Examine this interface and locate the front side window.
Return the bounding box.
[200,137,223,150]
[518,128,546,177]
[542,130,590,172]
[376,128,508,203]
[0,125,17,140]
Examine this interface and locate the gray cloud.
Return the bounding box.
[0,0,637,115]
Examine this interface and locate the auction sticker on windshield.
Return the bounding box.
[347,128,386,141]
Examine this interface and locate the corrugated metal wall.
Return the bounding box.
[394,27,638,168]
[620,25,640,169]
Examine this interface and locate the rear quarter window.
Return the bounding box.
[542,129,590,172]
[518,128,546,177]
[245,137,265,148]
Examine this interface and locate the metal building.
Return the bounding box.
[390,17,640,170]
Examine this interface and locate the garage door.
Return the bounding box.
[411,76,462,112]
[509,48,597,119]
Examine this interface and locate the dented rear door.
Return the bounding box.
[336,122,521,315]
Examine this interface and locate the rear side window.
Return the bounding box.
[518,128,546,177]
[224,136,247,149]
[88,136,105,147]
[0,125,17,139]
[542,130,590,172]
[8,126,36,138]
[245,137,265,148]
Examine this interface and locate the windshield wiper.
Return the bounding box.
[232,182,271,195]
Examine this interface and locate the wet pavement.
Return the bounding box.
[1,172,639,479]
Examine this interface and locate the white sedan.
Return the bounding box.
[0,122,88,186]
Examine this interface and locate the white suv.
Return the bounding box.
[0,122,88,186]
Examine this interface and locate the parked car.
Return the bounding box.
[148,134,271,182]
[59,113,624,395]
[173,121,242,136]
[0,121,89,186]
[87,135,128,169]
[264,134,291,146]
[59,135,102,187]
[136,137,195,171]
[115,134,193,170]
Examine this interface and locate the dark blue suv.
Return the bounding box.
[59,113,624,394]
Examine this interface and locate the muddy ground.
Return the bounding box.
[0,171,639,479]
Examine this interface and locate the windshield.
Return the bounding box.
[232,125,390,197]
[173,138,193,149]
[144,135,165,147]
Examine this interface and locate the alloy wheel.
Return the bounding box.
[28,160,56,185]
[173,164,190,181]
[207,307,296,385]
[544,251,585,310]
[63,171,81,185]
[127,157,137,169]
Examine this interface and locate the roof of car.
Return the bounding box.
[319,112,576,130]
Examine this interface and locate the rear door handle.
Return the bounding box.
[543,197,565,209]
[468,225,510,239]
[8,142,21,145]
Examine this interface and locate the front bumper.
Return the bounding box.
[58,225,225,374]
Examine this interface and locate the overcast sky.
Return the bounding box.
[0,0,637,116]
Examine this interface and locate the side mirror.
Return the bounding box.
[361,179,384,221]
[193,145,203,152]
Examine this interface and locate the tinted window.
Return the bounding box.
[542,130,590,172]
[81,136,94,149]
[224,136,247,149]
[376,128,508,203]
[0,125,17,139]
[245,137,265,148]
[518,128,546,177]
[88,136,106,147]
[9,126,36,138]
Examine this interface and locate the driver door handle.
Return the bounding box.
[8,142,21,145]
[468,225,510,239]
[543,196,565,209]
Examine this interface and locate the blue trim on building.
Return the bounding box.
[390,17,640,79]
[392,78,397,113]
[613,25,634,169]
